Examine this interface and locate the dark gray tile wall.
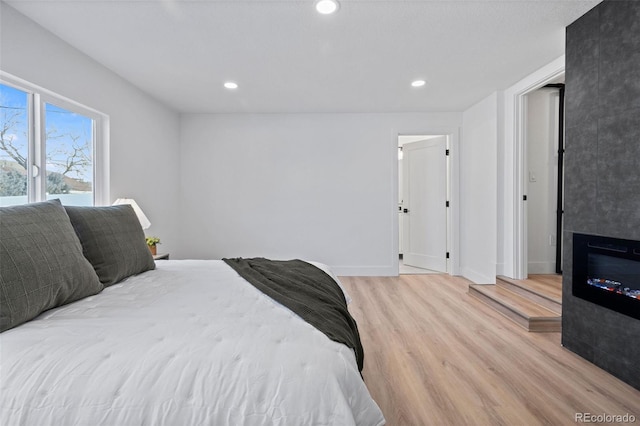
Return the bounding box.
[563,0,640,390]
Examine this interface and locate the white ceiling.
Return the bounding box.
[5,0,600,114]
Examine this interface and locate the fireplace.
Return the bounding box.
[573,233,640,320]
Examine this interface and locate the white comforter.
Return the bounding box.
[0,260,384,426]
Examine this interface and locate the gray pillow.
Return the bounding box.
[64,204,155,286]
[0,199,104,332]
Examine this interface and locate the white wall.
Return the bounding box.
[0,4,181,253]
[526,88,559,274]
[1,3,566,280]
[178,113,461,276]
[460,93,498,284]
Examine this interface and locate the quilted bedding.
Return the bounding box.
[0,260,384,426]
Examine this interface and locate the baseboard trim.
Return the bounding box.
[461,267,496,284]
[527,262,556,274]
[331,265,398,277]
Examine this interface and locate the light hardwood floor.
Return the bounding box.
[514,274,563,301]
[340,274,640,426]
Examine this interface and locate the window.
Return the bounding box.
[0,75,108,207]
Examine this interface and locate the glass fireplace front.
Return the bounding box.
[573,233,640,320]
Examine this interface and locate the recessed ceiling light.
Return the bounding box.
[316,0,339,15]
[411,80,426,88]
[224,82,238,89]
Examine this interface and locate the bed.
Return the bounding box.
[0,200,385,426]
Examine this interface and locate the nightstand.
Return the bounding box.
[153,253,170,260]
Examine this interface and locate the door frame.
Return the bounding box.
[392,127,460,276]
[506,57,565,279]
[401,136,448,272]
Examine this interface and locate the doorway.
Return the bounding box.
[398,135,449,275]
[503,57,565,280]
[524,82,564,276]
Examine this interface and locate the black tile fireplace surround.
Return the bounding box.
[563,0,640,390]
[573,233,640,321]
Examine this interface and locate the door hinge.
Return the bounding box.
[445,149,450,156]
[523,195,527,201]
[446,252,450,259]
[446,200,450,207]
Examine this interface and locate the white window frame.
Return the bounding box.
[1,71,110,205]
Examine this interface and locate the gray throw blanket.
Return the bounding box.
[223,257,364,372]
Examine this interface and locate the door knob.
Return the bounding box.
[403,208,409,213]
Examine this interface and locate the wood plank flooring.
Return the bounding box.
[340,274,640,426]
[496,275,562,313]
[468,284,561,332]
[509,274,563,302]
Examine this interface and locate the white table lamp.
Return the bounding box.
[112,198,151,229]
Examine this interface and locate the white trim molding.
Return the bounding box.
[500,56,565,279]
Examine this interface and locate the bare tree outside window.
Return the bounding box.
[1,83,94,206]
[44,102,94,203]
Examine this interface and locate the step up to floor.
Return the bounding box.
[469,284,561,332]
[496,275,562,314]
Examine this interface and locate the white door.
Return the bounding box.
[401,137,448,272]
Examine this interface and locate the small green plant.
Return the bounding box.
[146,236,161,247]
